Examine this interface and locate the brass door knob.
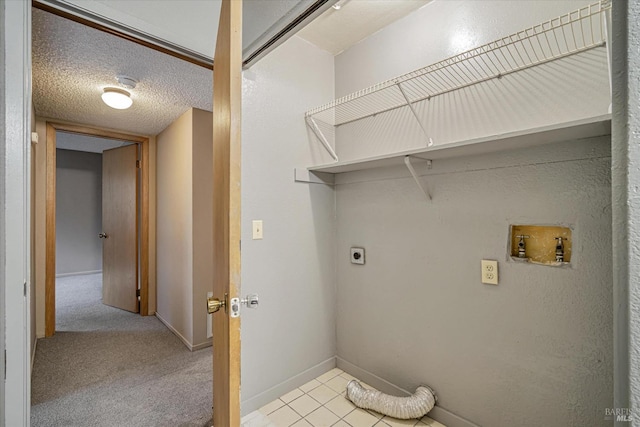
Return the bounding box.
[207,296,226,314]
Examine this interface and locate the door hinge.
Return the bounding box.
[4,349,6,380]
[136,289,141,297]
[136,160,141,168]
[24,281,27,296]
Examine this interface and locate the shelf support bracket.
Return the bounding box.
[397,82,434,147]
[306,116,339,162]
[404,156,432,201]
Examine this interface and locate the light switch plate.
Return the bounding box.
[252,220,263,240]
[481,260,499,285]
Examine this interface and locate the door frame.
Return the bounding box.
[44,121,150,337]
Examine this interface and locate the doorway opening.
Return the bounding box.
[45,122,151,337]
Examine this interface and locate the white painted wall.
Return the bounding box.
[331,1,613,426]
[0,0,6,421]
[191,108,214,349]
[2,0,31,424]
[611,0,640,421]
[240,35,336,414]
[156,107,213,350]
[55,149,102,276]
[334,0,596,97]
[156,109,194,346]
[335,138,612,426]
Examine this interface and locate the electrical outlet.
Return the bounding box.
[351,247,365,265]
[481,260,499,285]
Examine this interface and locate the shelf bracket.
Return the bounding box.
[397,82,434,147]
[306,116,339,162]
[404,156,432,201]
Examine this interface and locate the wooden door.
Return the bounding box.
[211,0,242,425]
[101,144,139,313]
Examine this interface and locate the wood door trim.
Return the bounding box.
[44,122,151,336]
[32,0,214,71]
[45,124,56,337]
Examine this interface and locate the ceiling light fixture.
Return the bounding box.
[101,75,137,110]
[102,87,133,109]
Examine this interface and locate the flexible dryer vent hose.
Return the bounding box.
[346,380,436,420]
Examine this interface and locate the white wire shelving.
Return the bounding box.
[304,0,612,175]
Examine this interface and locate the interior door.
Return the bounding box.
[101,144,139,313]
[209,0,242,425]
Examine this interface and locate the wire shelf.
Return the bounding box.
[305,0,611,128]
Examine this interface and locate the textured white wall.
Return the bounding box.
[156,109,194,345]
[335,0,595,97]
[240,35,336,414]
[332,1,613,426]
[191,108,213,349]
[335,138,612,426]
[611,0,640,421]
[55,149,102,275]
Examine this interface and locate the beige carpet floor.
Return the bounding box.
[31,273,213,427]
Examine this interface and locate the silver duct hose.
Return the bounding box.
[345,380,437,420]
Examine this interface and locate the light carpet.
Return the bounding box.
[31,273,213,427]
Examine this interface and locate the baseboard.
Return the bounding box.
[336,357,479,427]
[191,340,212,351]
[155,312,196,351]
[31,337,38,373]
[241,356,336,416]
[55,270,102,278]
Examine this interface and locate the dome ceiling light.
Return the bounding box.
[102,75,137,110]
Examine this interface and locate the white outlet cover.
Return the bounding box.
[351,247,365,265]
[481,260,498,285]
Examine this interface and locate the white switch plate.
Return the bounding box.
[481,260,498,285]
[252,220,263,240]
[207,292,213,338]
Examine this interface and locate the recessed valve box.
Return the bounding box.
[510,225,572,266]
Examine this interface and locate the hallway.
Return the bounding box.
[31,273,212,427]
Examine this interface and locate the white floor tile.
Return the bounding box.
[419,417,446,427]
[366,410,384,420]
[242,411,276,427]
[317,368,344,383]
[304,406,340,427]
[281,388,305,403]
[260,399,286,415]
[289,395,322,417]
[308,384,339,404]
[325,375,350,394]
[265,370,446,427]
[267,406,302,427]
[300,379,322,393]
[340,372,356,381]
[343,408,380,426]
[382,416,419,426]
[324,395,356,418]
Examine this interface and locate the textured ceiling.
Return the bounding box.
[32,8,213,136]
[297,0,431,55]
[56,131,132,153]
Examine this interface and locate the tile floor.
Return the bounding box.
[241,368,445,427]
